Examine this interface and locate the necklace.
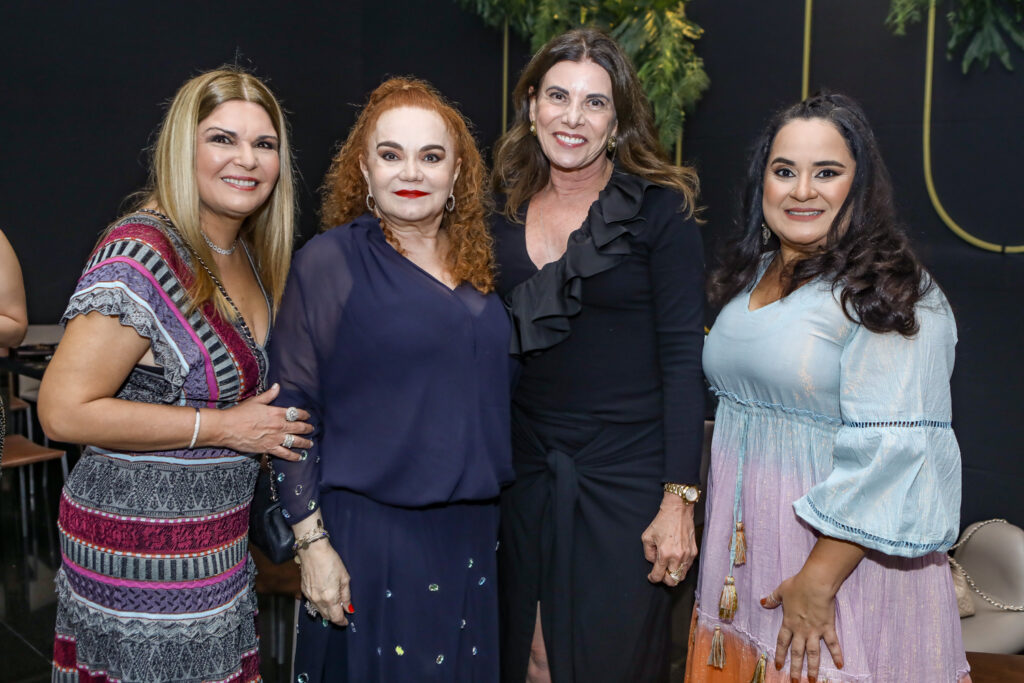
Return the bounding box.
[202,230,237,256]
[138,208,266,393]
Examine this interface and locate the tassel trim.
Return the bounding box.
[733,522,747,566]
[707,625,726,669]
[719,576,738,621]
[748,652,767,683]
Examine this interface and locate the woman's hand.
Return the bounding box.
[761,536,865,682]
[641,492,698,586]
[297,539,353,627]
[204,383,313,460]
[761,572,843,682]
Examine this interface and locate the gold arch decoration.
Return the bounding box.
[802,0,1024,253]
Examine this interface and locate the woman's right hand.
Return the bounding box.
[298,541,353,626]
[207,383,314,460]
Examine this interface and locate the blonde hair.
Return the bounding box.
[135,66,296,317]
[321,77,495,293]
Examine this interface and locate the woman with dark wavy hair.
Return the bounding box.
[687,92,970,682]
[491,28,706,683]
[269,77,514,682]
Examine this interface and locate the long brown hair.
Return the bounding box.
[492,28,699,220]
[709,92,930,335]
[134,66,296,317]
[321,77,495,293]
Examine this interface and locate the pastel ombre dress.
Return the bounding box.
[686,260,970,683]
[52,213,267,682]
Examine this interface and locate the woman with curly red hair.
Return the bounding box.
[268,77,514,682]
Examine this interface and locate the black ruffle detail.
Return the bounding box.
[506,171,656,356]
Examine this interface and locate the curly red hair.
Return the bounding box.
[321,77,494,293]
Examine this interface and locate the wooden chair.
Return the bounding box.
[1,433,68,539]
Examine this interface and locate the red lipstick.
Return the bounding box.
[395,190,429,198]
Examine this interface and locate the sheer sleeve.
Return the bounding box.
[793,285,961,557]
[268,231,353,524]
[646,189,706,484]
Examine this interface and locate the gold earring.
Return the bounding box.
[529,122,536,136]
[607,135,617,153]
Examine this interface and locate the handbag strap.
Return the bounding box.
[949,519,1024,612]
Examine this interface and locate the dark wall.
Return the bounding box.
[4,1,1021,525]
[3,0,523,322]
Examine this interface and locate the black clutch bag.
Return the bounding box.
[248,456,295,564]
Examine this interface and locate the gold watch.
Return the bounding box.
[664,482,701,504]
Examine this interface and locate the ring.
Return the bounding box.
[305,600,319,618]
[285,406,300,422]
[669,567,684,581]
[282,433,296,449]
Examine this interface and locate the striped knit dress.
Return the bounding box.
[52,214,266,682]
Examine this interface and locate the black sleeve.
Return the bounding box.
[645,188,706,484]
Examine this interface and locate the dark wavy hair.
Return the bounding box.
[491,27,698,220]
[708,91,930,336]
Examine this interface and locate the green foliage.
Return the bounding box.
[886,0,930,35]
[948,0,1024,72]
[456,0,710,150]
[886,0,1024,72]
[454,0,535,38]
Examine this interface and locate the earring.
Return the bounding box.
[607,135,617,153]
[366,193,377,214]
[529,122,537,136]
[445,193,456,212]
[761,221,771,245]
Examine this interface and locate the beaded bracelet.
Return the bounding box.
[292,519,330,553]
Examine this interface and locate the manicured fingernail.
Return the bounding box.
[775,661,782,670]
[759,597,767,607]
[321,618,329,628]
[346,603,355,614]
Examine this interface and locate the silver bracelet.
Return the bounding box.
[188,408,201,449]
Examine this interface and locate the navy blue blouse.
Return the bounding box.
[268,215,515,523]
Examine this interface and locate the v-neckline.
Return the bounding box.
[237,241,273,348]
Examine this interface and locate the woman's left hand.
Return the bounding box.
[761,573,843,682]
[761,536,864,682]
[641,493,697,586]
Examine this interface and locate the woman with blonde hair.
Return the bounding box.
[40,66,311,682]
[269,77,514,682]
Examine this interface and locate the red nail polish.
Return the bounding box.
[775,661,783,671]
[346,603,355,614]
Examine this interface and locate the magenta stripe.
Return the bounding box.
[61,553,246,590]
[83,256,219,399]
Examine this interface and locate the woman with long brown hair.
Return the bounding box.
[491,28,706,682]
[687,92,968,683]
[269,77,514,682]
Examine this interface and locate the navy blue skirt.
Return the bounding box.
[293,489,500,682]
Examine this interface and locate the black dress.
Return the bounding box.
[492,171,705,682]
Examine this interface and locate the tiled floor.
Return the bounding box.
[0,452,295,683]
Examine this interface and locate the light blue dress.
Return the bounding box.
[692,259,970,682]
